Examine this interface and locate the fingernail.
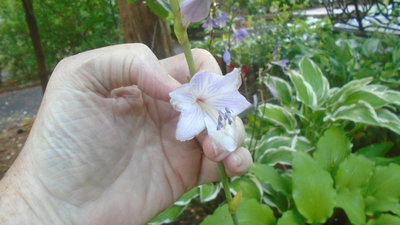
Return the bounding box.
[232,154,242,168]
[212,141,230,161]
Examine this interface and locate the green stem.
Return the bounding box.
[217,162,240,225]
[170,0,196,77]
[180,33,196,76]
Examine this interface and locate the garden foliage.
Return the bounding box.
[0,0,121,83]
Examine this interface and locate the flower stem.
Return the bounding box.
[217,162,240,225]
[170,0,196,77]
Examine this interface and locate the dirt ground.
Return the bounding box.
[0,118,33,179]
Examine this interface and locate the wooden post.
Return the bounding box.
[118,0,173,59]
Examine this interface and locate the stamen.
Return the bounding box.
[216,120,223,130]
[215,107,235,130]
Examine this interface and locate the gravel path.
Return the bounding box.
[0,85,43,130]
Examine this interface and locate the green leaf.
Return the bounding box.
[200,198,276,225]
[366,163,400,200]
[128,0,138,3]
[254,136,290,160]
[149,205,187,224]
[251,163,291,195]
[299,56,329,103]
[335,155,375,191]
[259,103,297,133]
[175,187,199,205]
[277,210,305,225]
[342,89,388,108]
[381,90,400,105]
[264,76,293,106]
[336,190,366,225]
[147,0,171,18]
[292,152,336,224]
[288,70,318,109]
[199,183,220,202]
[356,142,394,157]
[365,196,400,216]
[230,176,263,201]
[367,214,400,225]
[258,148,293,166]
[293,136,314,152]
[376,109,400,135]
[327,101,380,126]
[313,127,351,173]
[328,78,373,107]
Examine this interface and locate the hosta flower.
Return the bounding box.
[181,0,212,25]
[233,28,249,43]
[223,49,231,65]
[169,69,251,151]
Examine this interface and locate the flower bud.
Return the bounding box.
[181,0,212,25]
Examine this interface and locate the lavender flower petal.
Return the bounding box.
[181,0,212,23]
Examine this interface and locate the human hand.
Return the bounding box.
[0,44,252,225]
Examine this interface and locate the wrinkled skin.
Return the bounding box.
[0,44,252,225]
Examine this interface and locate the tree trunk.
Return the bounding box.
[21,0,48,93]
[118,0,173,59]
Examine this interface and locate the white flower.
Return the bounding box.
[169,69,251,152]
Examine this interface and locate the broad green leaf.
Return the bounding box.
[288,70,318,109]
[231,176,263,201]
[262,189,290,212]
[313,127,351,172]
[356,142,394,157]
[328,77,373,107]
[366,196,400,216]
[199,183,220,202]
[257,136,292,153]
[299,56,329,103]
[292,152,336,224]
[366,163,400,200]
[367,214,400,225]
[381,90,400,105]
[251,163,291,195]
[258,148,293,165]
[342,89,388,108]
[368,156,400,166]
[149,205,187,224]
[292,136,314,152]
[147,0,171,18]
[264,76,293,106]
[336,190,366,225]
[277,210,305,225]
[128,0,138,3]
[335,155,375,191]
[200,198,276,225]
[327,101,380,126]
[259,103,297,133]
[175,187,199,205]
[376,109,400,135]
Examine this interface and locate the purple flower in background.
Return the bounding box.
[169,69,251,151]
[181,0,212,25]
[223,49,231,65]
[202,16,218,30]
[271,59,290,71]
[215,11,229,27]
[233,28,249,43]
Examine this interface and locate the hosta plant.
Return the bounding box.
[243,56,400,224]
